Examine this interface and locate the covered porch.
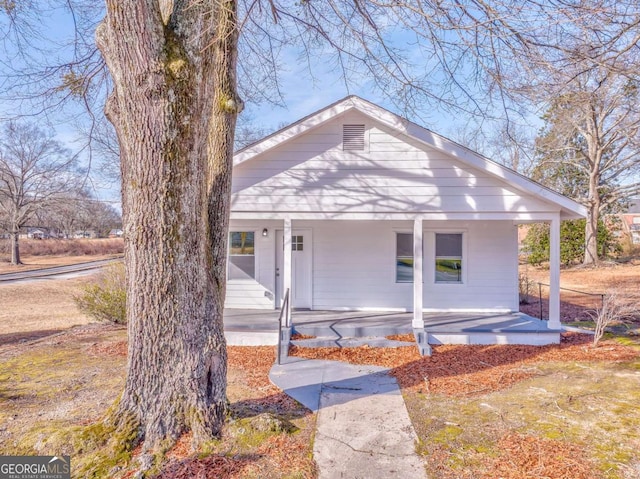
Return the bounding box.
[227,215,566,335]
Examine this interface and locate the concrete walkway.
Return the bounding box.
[270,357,428,479]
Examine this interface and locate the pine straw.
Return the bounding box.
[386,333,415,342]
[291,332,316,340]
[289,333,639,397]
[427,433,595,479]
[489,433,593,479]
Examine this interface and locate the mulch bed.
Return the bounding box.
[289,333,638,397]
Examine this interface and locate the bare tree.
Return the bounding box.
[37,188,121,237]
[531,68,640,265]
[0,121,81,264]
[588,290,639,346]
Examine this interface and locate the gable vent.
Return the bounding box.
[343,124,365,151]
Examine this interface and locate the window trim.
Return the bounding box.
[228,230,257,282]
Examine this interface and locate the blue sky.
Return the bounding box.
[0,4,509,212]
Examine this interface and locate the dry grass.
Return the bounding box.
[0,275,99,345]
[520,261,640,333]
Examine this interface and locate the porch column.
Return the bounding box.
[548,215,561,329]
[413,218,424,328]
[283,218,292,326]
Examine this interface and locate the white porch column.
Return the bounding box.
[413,218,424,328]
[283,218,292,326]
[548,215,561,329]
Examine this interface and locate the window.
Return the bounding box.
[228,231,255,280]
[292,235,303,251]
[396,233,413,283]
[343,124,365,150]
[435,233,462,283]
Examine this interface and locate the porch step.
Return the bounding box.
[292,323,412,339]
[291,326,432,357]
[291,337,415,349]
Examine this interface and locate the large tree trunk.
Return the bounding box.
[96,0,240,454]
[10,227,21,265]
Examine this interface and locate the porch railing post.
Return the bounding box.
[539,282,543,321]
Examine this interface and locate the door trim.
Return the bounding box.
[275,228,313,309]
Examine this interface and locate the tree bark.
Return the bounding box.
[583,202,600,266]
[96,0,241,454]
[10,227,20,265]
[583,140,601,266]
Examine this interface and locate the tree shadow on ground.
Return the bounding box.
[0,329,65,346]
[152,454,259,479]
[230,391,310,420]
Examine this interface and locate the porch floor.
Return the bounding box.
[223,309,561,346]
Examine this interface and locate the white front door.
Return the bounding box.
[276,229,312,309]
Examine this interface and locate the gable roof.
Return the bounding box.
[234,96,586,220]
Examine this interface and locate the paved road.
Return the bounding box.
[0,257,122,284]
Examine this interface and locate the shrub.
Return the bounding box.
[518,272,535,304]
[588,291,639,346]
[522,219,621,266]
[75,263,126,324]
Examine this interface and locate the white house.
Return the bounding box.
[226,96,586,334]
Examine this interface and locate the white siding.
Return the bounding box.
[300,220,413,310]
[227,110,528,311]
[295,220,518,312]
[423,220,519,311]
[231,111,557,216]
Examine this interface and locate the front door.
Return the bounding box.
[276,229,312,309]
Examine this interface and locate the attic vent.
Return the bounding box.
[343,124,365,151]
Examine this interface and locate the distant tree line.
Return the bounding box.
[0,121,121,264]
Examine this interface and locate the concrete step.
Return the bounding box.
[291,337,415,348]
[292,323,412,339]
